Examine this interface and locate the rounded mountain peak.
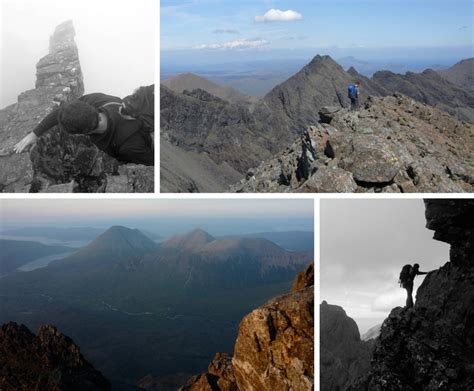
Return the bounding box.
[162,228,216,251]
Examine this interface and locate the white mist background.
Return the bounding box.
[1,0,154,108]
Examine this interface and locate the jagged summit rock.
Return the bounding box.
[0,321,110,390]
[349,199,474,391]
[36,20,84,95]
[231,94,473,193]
[0,20,153,193]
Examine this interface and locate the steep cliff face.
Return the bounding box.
[0,20,153,193]
[176,263,314,391]
[320,302,373,391]
[350,199,474,390]
[0,322,110,390]
[231,94,473,193]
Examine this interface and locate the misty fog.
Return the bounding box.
[1,0,154,108]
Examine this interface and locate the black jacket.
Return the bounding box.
[33,93,154,166]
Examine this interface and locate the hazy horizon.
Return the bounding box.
[0,199,314,237]
[320,199,449,335]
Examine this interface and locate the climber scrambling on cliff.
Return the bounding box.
[348,81,360,111]
[399,263,428,308]
[13,86,154,166]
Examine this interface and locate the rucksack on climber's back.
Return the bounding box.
[399,264,412,287]
[348,84,357,99]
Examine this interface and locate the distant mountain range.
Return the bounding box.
[161,55,474,193]
[0,225,312,387]
[438,58,474,93]
[361,323,382,341]
[162,73,254,104]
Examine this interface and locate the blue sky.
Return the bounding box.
[162,0,472,63]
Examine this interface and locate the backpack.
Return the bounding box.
[348,84,357,99]
[399,264,412,287]
[122,85,154,133]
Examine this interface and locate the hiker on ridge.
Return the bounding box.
[348,81,360,111]
[399,263,428,308]
[13,85,154,166]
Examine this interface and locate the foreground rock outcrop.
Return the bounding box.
[320,302,373,391]
[0,20,153,193]
[349,199,474,390]
[0,322,110,390]
[177,263,314,391]
[231,94,473,193]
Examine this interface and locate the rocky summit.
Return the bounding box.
[320,301,373,391]
[177,263,314,391]
[349,199,474,391]
[0,20,153,193]
[0,322,110,390]
[231,94,473,193]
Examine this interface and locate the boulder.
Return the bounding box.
[298,166,357,193]
[319,106,342,123]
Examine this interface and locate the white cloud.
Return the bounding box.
[372,289,405,311]
[195,38,269,50]
[255,9,303,23]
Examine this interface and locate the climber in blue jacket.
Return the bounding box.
[348,81,360,111]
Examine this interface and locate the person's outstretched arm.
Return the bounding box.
[417,270,428,275]
[13,109,59,153]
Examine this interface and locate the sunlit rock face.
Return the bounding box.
[175,263,315,391]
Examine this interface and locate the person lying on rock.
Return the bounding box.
[399,263,428,308]
[13,87,154,166]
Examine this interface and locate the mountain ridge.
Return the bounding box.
[161,54,474,192]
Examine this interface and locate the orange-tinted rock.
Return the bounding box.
[233,286,314,391]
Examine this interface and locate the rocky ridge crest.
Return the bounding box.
[230,94,473,193]
[0,322,110,390]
